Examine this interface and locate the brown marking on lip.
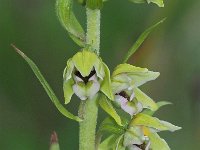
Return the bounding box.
[116,91,130,101]
[74,69,96,84]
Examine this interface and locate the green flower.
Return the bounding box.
[124,113,181,150]
[111,64,160,116]
[63,49,113,104]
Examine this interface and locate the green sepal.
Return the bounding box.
[12,45,82,122]
[63,78,74,104]
[142,101,172,116]
[100,62,114,100]
[129,0,164,7]
[56,0,86,47]
[134,88,158,111]
[148,132,170,150]
[72,50,100,77]
[98,94,122,126]
[86,0,103,9]
[131,113,182,132]
[122,18,166,63]
[112,64,160,88]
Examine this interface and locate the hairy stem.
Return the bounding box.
[78,8,101,150]
[86,8,100,55]
[79,94,99,150]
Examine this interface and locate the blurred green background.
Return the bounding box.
[0,0,200,149]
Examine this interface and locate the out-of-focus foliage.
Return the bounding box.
[0,0,200,149]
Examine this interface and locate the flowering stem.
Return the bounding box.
[86,8,100,55]
[78,8,101,150]
[79,94,99,150]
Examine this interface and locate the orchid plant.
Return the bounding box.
[12,0,181,150]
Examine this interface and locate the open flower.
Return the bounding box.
[111,63,160,116]
[123,113,181,150]
[63,49,113,104]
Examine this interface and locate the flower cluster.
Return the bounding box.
[63,48,181,149]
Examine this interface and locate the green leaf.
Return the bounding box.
[134,88,158,111]
[142,101,172,116]
[148,132,170,150]
[131,113,182,132]
[56,0,86,47]
[129,0,164,7]
[12,44,82,122]
[99,94,122,126]
[122,18,166,63]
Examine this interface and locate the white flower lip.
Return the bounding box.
[114,90,143,116]
[72,69,101,100]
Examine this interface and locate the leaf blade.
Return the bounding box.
[12,44,82,122]
[56,0,86,47]
[122,18,166,63]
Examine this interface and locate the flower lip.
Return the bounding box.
[115,91,130,101]
[74,69,96,84]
